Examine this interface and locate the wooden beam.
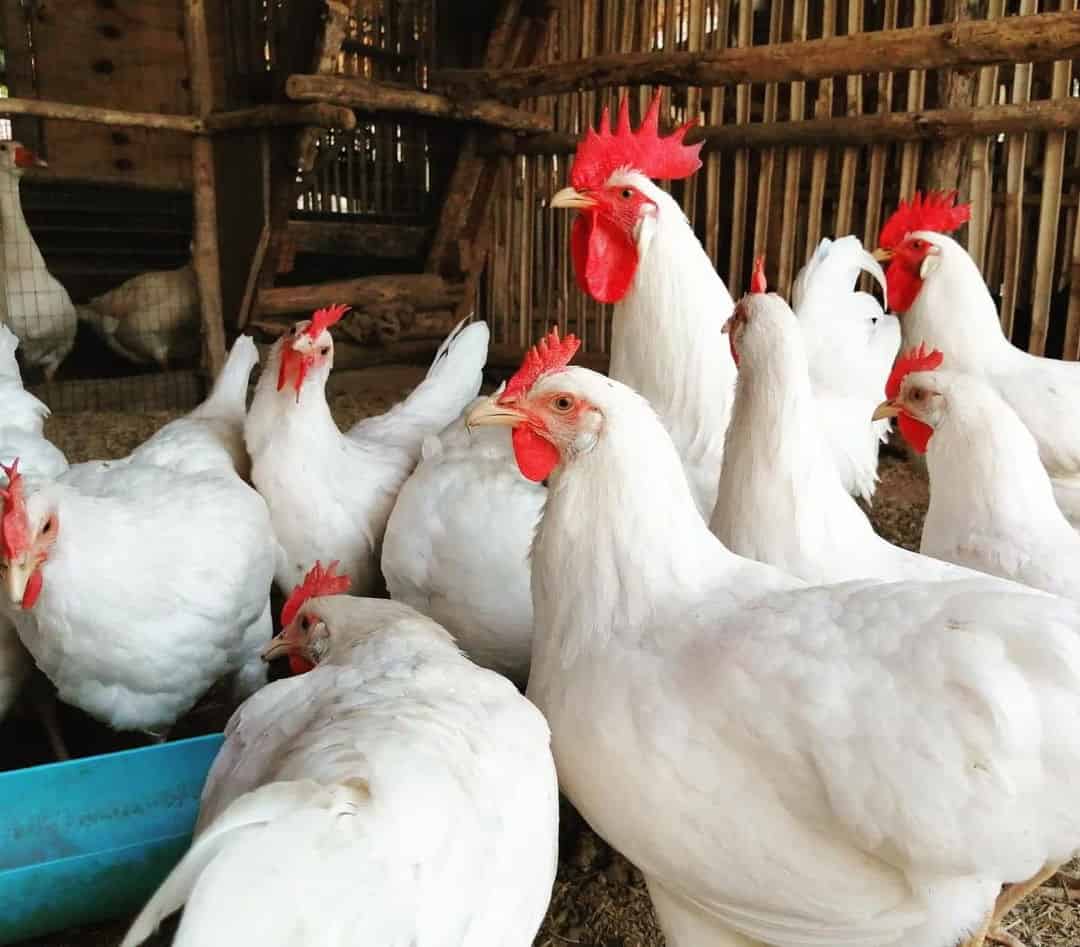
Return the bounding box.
[437,10,1080,102]
[285,75,553,133]
[287,220,429,259]
[184,0,227,379]
[255,274,465,317]
[492,98,1080,155]
[204,104,356,133]
[0,96,200,132]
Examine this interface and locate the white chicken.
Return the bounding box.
[790,236,900,501]
[876,346,1080,602]
[121,562,558,947]
[382,407,542,684]
[0,142,77,380]
[714,264,971,585]
[0,336,275,734]
[874,190,1080,528]
[0,324,66,721]
[549,91,736,519]
[78,260,199,370]
[245,305,488,596]
[468,330,1080,947]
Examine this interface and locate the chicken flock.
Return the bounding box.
[2,90,1080,947]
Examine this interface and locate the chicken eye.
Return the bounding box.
[301,615,310,631]
[620,188,634,200]
[41,519,52,535]
[910,388,924,401]
[911,239,924,250]
[552,395,575,413]
[319,346,330,356]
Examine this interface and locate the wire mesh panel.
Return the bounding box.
[479,0,1080,361]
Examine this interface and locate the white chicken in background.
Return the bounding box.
[77,258,199,370]
[0,142,77,380]
[468,330,1080,947]
[876,346,1080,601]
[121,562,558,947]
[714,262,971,585]
[0,325,66,722]
[874,190,1080,528]
[0,336,275,735]
[791,235,900,501]
[550,91,736,519]
[382,407,542,684]
[245,305,488,596]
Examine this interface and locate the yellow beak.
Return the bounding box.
[549,187,598,211]
[261,634,296,663]
[872,399,902,422]
[872,248,894,263]
[4,555,34,608]
[466,397,528,430]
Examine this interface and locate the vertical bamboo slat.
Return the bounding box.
[898,0,929,202]
[805,0,837,253]
[753,0,785,263]
[727,0,754,291]
[704,0,730,265]
[967,0,1006,273]
[835,0,864,238]
[682,0,706,218]
[778,0,809,294]
[863,0,899,252]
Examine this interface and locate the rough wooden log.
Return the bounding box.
[287,220,429,259]
[255,274,465,317]
[296,0,352,175]
[205,103,356,132]
[0,96,200,132]
[286,75,553,132]
[492,98,1080,155]
[437,10,1080,102]
[184,0,227,379]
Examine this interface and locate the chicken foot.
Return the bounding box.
[961,863,1061,947]
[27,680,69,761]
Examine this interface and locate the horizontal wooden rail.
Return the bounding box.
[0,97,354,134]
[437,10,1080,102]
[491,98,1080,155]
[285,75,553,133]
[287,220,429,259]
[255,273,465,317]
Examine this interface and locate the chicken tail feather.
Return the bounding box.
[191,335,259,423]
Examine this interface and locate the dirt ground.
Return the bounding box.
[15,365,1078,946]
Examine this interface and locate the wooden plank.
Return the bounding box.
[287,74,553,132]
[437,11,1080,100]
[255,274,465,317]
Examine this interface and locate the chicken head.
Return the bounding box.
[262,559,350,674]
[0,460,57,610]
[872,343,946,453]
[0,141,47,178]
[550,92,702,304]
[276,303,350,400]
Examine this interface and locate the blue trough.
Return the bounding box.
[0,732,223,944]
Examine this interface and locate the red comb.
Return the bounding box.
[499,328,581,403]
[886,343,944,399]
[0,459,30,560]
[750,256,767,293]
[306,303,351,339]
[879,191,971,249]
[280,560,351,628]
[570,90,703,190]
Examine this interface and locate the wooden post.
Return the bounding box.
[184,0,227,379]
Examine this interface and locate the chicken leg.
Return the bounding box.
[962,863,1061,947]
[26,675,69,761]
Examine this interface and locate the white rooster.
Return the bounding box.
[714,264,971,585]
[0,336,275,734]
[382,408,542,684]
[121,562,558,947]
[874,190,1080,528]
[549,91,736,519]
[468,330,1080,947]
[876,346,1080,601]
[790,236,900,501]
[0,142,77,380]
[245,305,488,596]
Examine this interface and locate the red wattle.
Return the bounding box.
[21,569,41,610]
[571,212,639,304]
[288,653,315,675]
[898,414,934,454]
[512,426,560,482]
[277,350,309,400]
[885,260,923,314]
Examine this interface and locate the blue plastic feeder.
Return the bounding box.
[0,732,223,944]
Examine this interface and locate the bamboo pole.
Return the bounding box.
[753,0,785,265]
[728,0,754,291]
[779,0,810,294]
[898,0,929,204]
[863,0,899,253]
[184,0,227,379]
[436,11,1080,100]
[968,0,1006,273]
[835,0,864,238]
[806,0,838,253]
[286,75,554,132]
[704,0,732,266]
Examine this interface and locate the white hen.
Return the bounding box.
[0,337,275,733]
[791,236,900,501]
[714,273,971,585]
[122,568,558,947]
[0,143,77,380]
[878,349,1080,602]
[468,332,1080,947]
[382,403,542,684]
[245,307,488,596]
